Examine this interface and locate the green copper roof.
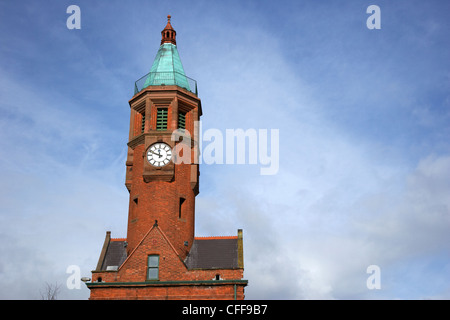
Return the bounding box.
[142,43,191,91]
[133,16,198,96]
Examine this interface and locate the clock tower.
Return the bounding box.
[87,16,247,300]
[124,15,201,259]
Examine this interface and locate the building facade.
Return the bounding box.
[86,16,247,300]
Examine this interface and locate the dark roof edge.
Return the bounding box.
[95,231,111,271]
[237,229,244,269]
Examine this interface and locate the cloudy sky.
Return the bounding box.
[0,0,449,299]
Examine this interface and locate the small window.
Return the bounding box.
[178,111,186,130]
[147,255,159,280]
[156,108,168,130]
[179,197,185,219]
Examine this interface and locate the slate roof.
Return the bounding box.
[96,231,243,271]
[184,237,240,270]
[96,235,128,271]
[101,240,127,271]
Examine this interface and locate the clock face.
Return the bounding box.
[147,142,172,167]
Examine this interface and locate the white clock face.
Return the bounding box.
[147,143,172,167]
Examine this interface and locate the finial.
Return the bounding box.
[161,15,176,45]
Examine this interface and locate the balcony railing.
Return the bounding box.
[134,71,198,96]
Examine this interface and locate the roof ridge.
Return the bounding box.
[118,221,185,271]
[118,224,157,271]
[154,224,181,257]
[111,238,127,242]
[195,236,238,240]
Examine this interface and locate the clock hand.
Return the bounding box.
[150,150,163,159]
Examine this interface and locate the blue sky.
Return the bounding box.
[0,0,449,299]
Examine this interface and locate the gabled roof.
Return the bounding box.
[95,229,244,272]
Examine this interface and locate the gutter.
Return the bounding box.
[86,279,248,288]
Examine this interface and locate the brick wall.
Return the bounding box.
[125,89,200,260]
[89,283,245,300]
[90,225,245,300]
[126,142,195,260]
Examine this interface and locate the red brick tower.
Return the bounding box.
[124,17,199,260]
[87,16,247,300]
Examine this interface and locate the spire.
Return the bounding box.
[141,15,191,92]
[161,15,176,45]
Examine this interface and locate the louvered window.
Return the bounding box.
[141,113,145,133]
[178,111,186,130]
[156,108,168,130]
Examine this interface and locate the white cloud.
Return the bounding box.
[197,120,450,299]
[0,68,129,299]
[187,11,450,298]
